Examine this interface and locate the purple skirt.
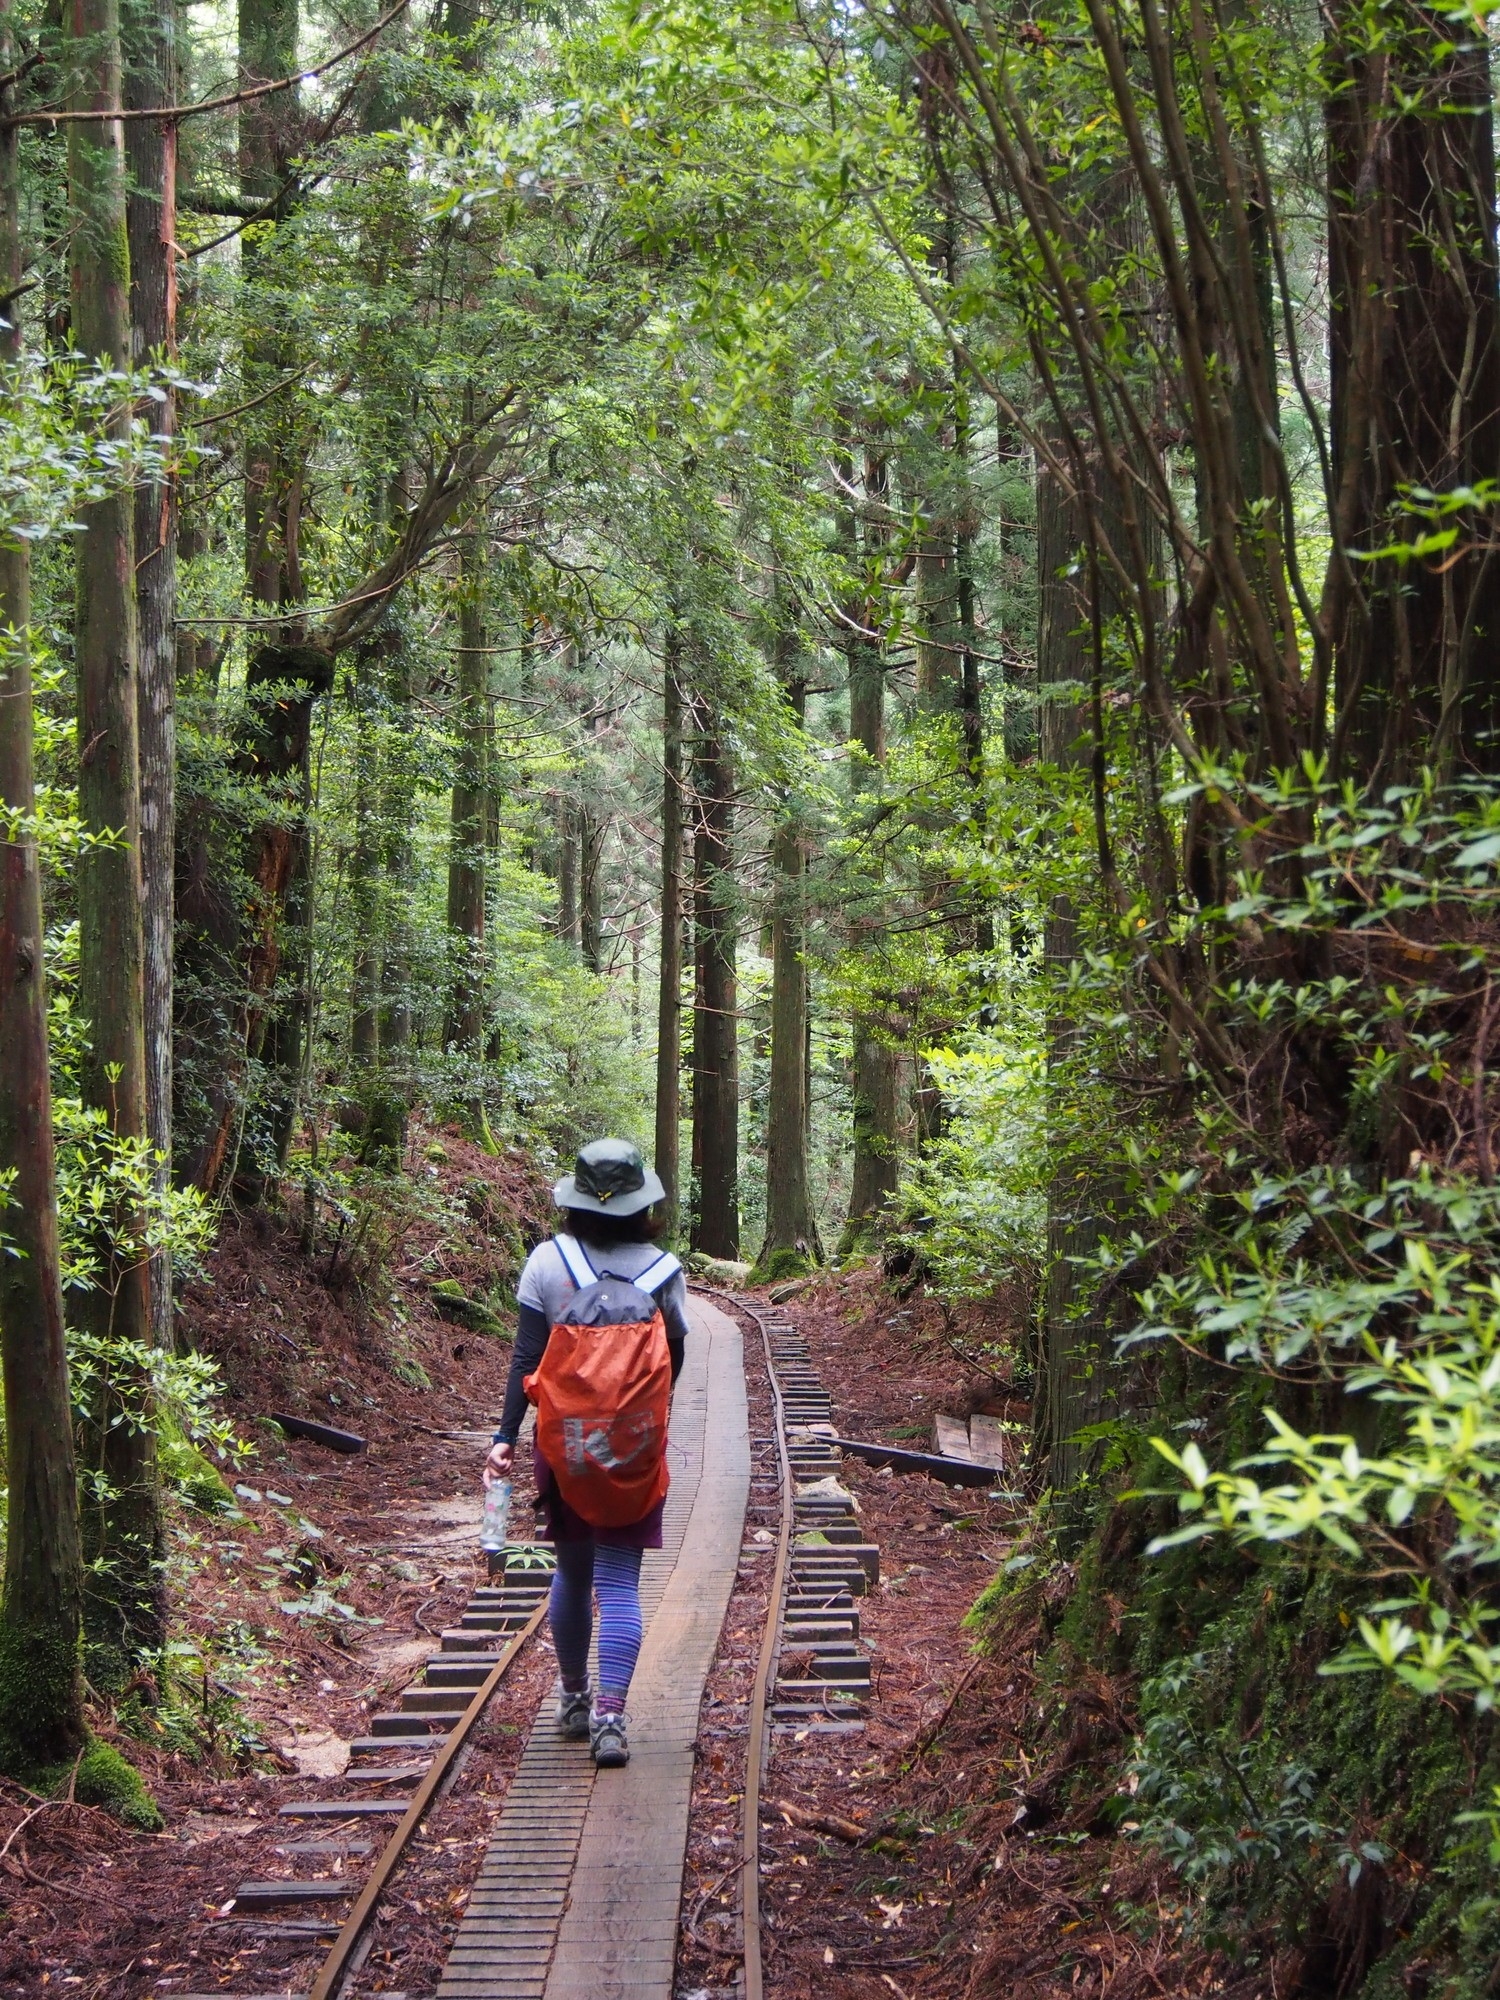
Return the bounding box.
[530,1444,666,1550]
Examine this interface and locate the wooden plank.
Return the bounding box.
[830,1434,997,1487]
[278,1799,408,1818]
[270,1412,365,1454]
[234,1881,354,1910]
[968,1414,1008,1470]
[933,1413,973,1460]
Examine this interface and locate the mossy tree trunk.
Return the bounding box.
[0,19,87,1765]
[124,0,178,1347]
[653,634,684,1232]
[67,0,165,1665]
[445,536,487,1054]
[689,691,739,1259]
[841,481,901,1251]
[760,621,822,1270]
[349,640,381,1066]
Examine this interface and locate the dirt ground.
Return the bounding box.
[741,1267,1227,2000]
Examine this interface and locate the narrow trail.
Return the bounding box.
[438,1296,749,1999]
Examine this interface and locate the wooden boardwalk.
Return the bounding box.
[437,1298,749,2000]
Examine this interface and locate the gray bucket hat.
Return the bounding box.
[552,1137,666,1217]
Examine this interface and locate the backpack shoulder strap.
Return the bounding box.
[631,1250,682,1298]
[553,1233,597,1292]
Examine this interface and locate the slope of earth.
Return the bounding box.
[0,1127,557,2000]
[753,1267,1228,2000]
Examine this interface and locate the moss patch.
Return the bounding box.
[159,1434,237,1514]
[749,1247,815,1286]
[71,1740,164,1831]
[430,1278,508,1337]
[0,1617,85,1772]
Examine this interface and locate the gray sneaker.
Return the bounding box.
[556,1685,592,1739]
[590,1709,629,1767]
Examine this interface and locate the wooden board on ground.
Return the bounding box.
[968,1415,1008,1470]
[934,1413,972,1460]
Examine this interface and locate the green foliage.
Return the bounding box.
[126,1636,264,1765]
[890,1036,1047,1301]
[0,355,185,554]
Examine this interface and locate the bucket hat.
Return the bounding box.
[552,1137,665,1218]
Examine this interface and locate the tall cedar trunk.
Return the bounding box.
[378,628,416,1058]
[67,0,164,1661]
[842,480,901,1247]
[363,624,415,1166]
[1036,454,1115,1497]
[349,642,380,1064]
[844,635,900,1237]
[557,798,580,945]
[214,0,313,1197]
[125,0,177,1346]
[239,0,300,623]
[653,640,683,1231]
[445,546,487,1053]
[580,806,604,972]
[0,27,87,1762]
[760,637,822,1267]
[1328,0,1500,778]
[690,695,739,1259]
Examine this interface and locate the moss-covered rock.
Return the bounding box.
[748,1246,814,1286]
[430,1278,508,1337]
[158,1433,237,1514]
[71,1740,164,1830]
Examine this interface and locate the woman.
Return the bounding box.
[484,1137,690,1768]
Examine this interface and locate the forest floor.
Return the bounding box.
[733,1268,1230,2000]
[0,1158,1229,2000]
[0,1127,562,1999]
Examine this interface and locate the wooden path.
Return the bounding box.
[436,1297,749,2000]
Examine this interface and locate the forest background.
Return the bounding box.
[2,0,1500,1988]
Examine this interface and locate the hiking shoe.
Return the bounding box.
[556,1685,592,1739]
[590,1709,629,1767]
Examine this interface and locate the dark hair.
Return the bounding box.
[559,1205,665,1249]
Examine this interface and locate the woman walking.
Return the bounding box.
[484,1138,690,1768]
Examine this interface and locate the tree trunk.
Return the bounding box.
[1327,0,1500,778]
[1036,454,1115,1498]
[239,0,300,624]
[67,0,164,1666]
[580,806,605,972]
[349,643,380,1065]
[445,546,487,1054]
[760,632,822,1269]
[841,552,901,1248]
[557,797,580,946]
[378,627,416,1058]
[690,694,739,1259]
[125,0,178,1347]
[653,640,683,1231]
[0,27,87,1764]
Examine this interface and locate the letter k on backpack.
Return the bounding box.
[525,1237,680,1528]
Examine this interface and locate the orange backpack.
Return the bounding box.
[524,1237,679,1529]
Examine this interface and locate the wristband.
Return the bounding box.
[492,1429,512,1446]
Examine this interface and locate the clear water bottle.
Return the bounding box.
[481,1477,512,1555]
